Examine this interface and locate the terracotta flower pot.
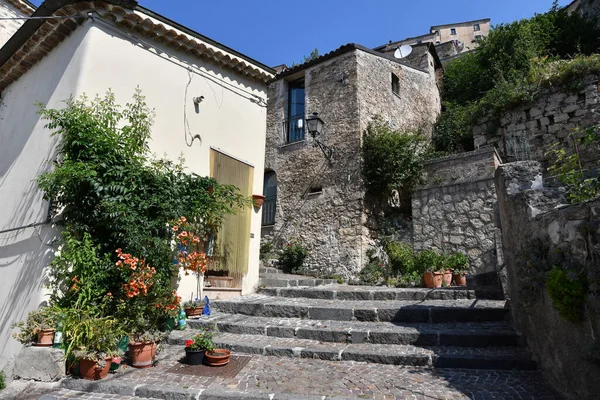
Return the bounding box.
[443,270,453,287]
[423,271,443,288]
[184,307,203,318]
[79,357,112,381]
[453,273,467,286]
[37,329,55,346]
[129,341,156,369]
[205,349,231,366]
[252,194,266,208]
[185,348,206,365]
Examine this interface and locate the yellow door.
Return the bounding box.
[209,149,253,285]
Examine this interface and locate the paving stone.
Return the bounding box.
[41,345,561,399]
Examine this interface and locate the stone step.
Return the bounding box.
[185,314,519,347]
[168,332,536,370]
[259,273,337,288]
[213,295,509,323]
[259,285,477,301]
[259,266,282,275]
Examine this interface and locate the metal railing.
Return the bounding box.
[283,114,305,144]
[261,195,276,226]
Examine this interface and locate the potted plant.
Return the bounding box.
[114,249,181,369]
[448,252,469,286]
[440,254,453,287]
[252,194,266,208]
[12,306,58,346]
[61,309,125,381]
[185,327,215,365]
[128,331,166,369]
[183,298,204,318]
[416,250,443,288]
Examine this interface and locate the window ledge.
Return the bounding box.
[261,224,275,228]
[305,191,323,197]
[280,140,306,149]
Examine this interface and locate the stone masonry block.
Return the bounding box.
[12,347,66,382]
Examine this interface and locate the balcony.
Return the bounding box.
[283,114,305,144]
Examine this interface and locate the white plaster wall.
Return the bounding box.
[0,0,29,49]
[74,21,266,299]
[0,24,92,372]
[0,18,267,371]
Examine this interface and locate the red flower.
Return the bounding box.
[185,340,193,347]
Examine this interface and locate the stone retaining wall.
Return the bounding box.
[495,161,600,400]
[412,148,502,276]
[472,73,600,167]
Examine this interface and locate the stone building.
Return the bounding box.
[374,18,490,64]
[262,43,441,277]
[430,18,491,52]
[0,0,34,48]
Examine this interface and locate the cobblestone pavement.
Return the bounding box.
[31,345,563,400]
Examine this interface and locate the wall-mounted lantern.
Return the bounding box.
[306,112,333,161]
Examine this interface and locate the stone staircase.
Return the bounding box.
[168,283,534,371]
[43,277,563,400]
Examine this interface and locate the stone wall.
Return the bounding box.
[473,73,600,168]
[412,148,501,277]
[262,48,441,278]
[356,51,441,136]
[0,0,31,48]
[495,161,600,400]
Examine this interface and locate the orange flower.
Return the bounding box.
[106,292,113,297]
[172,226,179,232]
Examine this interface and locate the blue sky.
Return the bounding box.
[32,0,572,68]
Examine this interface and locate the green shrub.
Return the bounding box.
[279,243,308,274]
[0,370,5,390]
[362,118,430,205]
[546,266,588,322]
[359,261,387,285]
[385,242,415,276]
[259,242,273,260]
[547,124,600,203]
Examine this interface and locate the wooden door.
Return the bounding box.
[209,149,254,283]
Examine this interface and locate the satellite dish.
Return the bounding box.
[394,45,413,59]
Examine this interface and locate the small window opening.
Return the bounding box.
[450,28,457,35]
[391,73,400,96]
[474,24,481,31]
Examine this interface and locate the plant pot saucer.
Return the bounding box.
[32,343,53,347]
[207,359,229,366]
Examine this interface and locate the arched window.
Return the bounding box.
[262,170,277,226]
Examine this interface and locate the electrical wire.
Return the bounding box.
[90,14,268,106]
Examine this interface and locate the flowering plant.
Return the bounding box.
[184,327,215,352]
[172,217,208,276]
[114,249,181,341]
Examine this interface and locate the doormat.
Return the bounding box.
[166,355,252,379]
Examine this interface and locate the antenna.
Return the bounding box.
[393,45,413,59]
